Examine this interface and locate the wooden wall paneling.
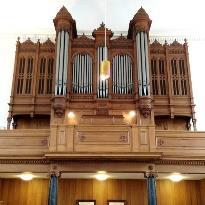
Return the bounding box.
[76,179,93,200]
[0,180,2,199]
[156,180,201,205]
[0,178,203,205]
[199,179,205,205]
[107,179,122,200]
[58,179,148,205]
[0,179,48,205]
[58,179,74,205]
[129,179,147,205]
[93,179,108,205]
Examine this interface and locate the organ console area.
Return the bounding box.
[8,6,196,131]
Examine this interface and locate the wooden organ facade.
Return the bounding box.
[8,7,196,131]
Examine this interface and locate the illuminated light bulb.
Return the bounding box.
[100,60,110,80]
[68,111,75,119]
[129,111,136,118]
[19,172,34,181]
[168,173,184,182]
[95,171,109,181]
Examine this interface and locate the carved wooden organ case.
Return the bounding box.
[8,7,196,130]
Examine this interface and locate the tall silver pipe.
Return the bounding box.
[121,55,124,94]
[144,32,150,95]
[63,32,69,95]
[125,55,128,94]
[90,55,92,93]
[136,33,142,96]
[55,32,61,95]
[114,56,117,93]
[123,55,126,94]
[105,47,108,97]
[97,47,99,97]
[85,54,87,93]
[58,31,64,94]
[102,47,104,97]
[112,57,114,93]
[117,55,119,94]
[130,58,133,93]
[87,55,89,93]
[85,54,88,93]
[81,54,84,93]
[140,32,147,96]
[76,54,79,93]
[75,55,78,93]
[79,54,82,93]
[120,55,123,94]
[72,57,75,93]
[99,47,101,97]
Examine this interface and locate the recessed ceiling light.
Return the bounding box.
[168,173,184,182]
[95,171,109,181]
[19,172,34,181]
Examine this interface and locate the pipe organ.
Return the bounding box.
[97,46,109,98]
[72,54,92,94]
[136,32,150,96]
[55,30,69,96]
[8,6,196,131]
[112,55,133,94]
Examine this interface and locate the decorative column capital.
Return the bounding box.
[144,165,158,178]
[48,171,61,178]
[144,171,158,178]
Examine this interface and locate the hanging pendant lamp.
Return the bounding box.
[100,0,110,81]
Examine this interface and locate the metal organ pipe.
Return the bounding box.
[136,31,150,96]
[125,55,127,94]
[63,32,69,95]
[78,54,81,93]
[89,55,92,93]
[117,55,120,94]
[126,55,129,94]
[72,54,93,94]
[55,32,61,95]
[144,32,150,95]
[140,32,147,95]
[82,55,84,93]
[130,58,133,94]
[54,30,70,96]
[114,56,117,94]
[112,57,115,93]
[136,33,142,96]
[85,54,87,93]
[97,46,108,98]
[72,57,75,93]
[124,55,127,94]
[58,31,65,94]
[112,55,133,95]
[87,55,89,93]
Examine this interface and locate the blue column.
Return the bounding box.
[48,174,58,205]
[146,174,157,205]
